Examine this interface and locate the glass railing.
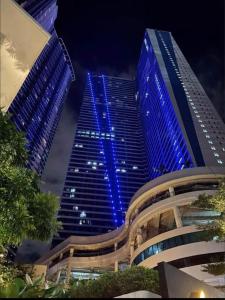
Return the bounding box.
[130,181,219,224]
[132,231,206,265]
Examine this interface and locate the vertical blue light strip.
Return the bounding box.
[102,75,123,225]
[88,73,118,226]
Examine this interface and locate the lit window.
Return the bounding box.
[214,153,219,157]
[205,135,210,139]
[208,140,213,144]
[111,127,114,131]
[71,188,76,193]
[104,176,108,180]
[211,146,216,150]
[147,76,149,82]
[99,162,103,166]
[222,148,225,152]
[132,166,138,170]
[121,161,126,164]
[92,166,97,170]
[217,160,223,164]
[116,169,120,172]
[80,211,86,218]
[75,168,79,173]
[200,124,205,128]
[93,162,97,166]
[121,169,127,173]
[87,161,91,165]
[73,206,78,211]
[203,129,208,133]
[145,92,149,98]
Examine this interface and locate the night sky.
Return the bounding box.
[55,0,225,121]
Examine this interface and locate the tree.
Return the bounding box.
[191,178,225,275]
[191,178,225,241]
[0,110,61,247]
[69,266,160,298]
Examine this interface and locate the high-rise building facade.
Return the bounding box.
[137,29,225,180]
[52,73,147,247]
[8,0,74,175]
[52,29,225,247]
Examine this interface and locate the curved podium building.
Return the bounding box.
[37,167,225,287]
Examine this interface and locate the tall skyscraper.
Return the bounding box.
[137,29,225,180]
[52,73,147,247]
[7,0,74,175]
[52,29,225,247]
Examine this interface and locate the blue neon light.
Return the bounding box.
[102,75,123,225]
[137,31,193,179]
[88,73,118,225]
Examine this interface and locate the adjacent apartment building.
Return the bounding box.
[1,0,74,175]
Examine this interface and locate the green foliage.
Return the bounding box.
[0,109,61,246]
[69,266,160,298]
[0,267,159,298]
[0,247,27,288]
[191,178,225,242]
[202,262,225,276]
[0,275,68,298]
[0,111,27,166]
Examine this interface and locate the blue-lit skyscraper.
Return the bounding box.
[9,0,75,175]
[52,29,225,246]
[52,73,147,246]
[137,29,225,180]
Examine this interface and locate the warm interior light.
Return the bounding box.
[199,290,205,298]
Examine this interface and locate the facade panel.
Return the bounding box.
[7,0,74,175]
[52,73,147,247]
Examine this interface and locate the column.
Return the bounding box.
[69,248,74,257]
[173,206,183,228]
[130,241,134,257]
[114,242,118,251]
[169,186,175,197]
[114,260,119,272]
[56,269,61,284]
[66,260,72,283]
[137,228,143,246]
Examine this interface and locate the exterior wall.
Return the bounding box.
[0,0,50,112]
[7,0,74,175]
[36,168,225,285]
[137,29,225,181]
[171,36,225,166]
[137,31,194,180]
[52,73,147,246]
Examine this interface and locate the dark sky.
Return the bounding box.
[55,0,224,121]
